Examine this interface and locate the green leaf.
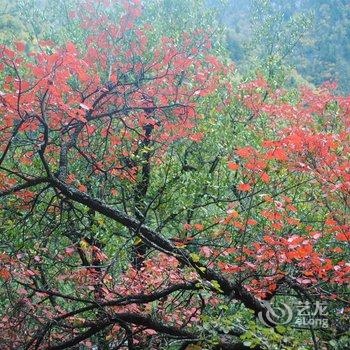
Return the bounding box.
[190,253,200,262]
[276,325,287,334]
[211,280,224,293]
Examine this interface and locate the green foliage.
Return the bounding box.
[219,0,350,93]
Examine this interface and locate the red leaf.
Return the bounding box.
[189,132,204,142]
[200,246,212,258]
[267,148,287,161]
[15,42,26,52]
[236,147,253,158]
[0,269,11,281]
[194,223,204,231]
[78,184,87,192]
[336,233,349,241]
[66,42,77,54]
[260,172,270,183]
[65,247,75,256]
[227,161,239,171]
[247,218,257,225]
[237,183,251,192]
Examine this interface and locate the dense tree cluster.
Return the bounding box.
[222,0,350,93]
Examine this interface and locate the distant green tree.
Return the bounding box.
[218,0,350,94]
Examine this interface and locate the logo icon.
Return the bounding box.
[258,300,293,327]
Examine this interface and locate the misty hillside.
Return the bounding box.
[215,0,350,93]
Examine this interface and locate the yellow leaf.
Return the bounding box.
[211,280,223,293]
[80,240,89,249]
[134,237,142,245]
[190,253,200,263]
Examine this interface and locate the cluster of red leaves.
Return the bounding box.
[0,0,229,189]
[215,79,350,300]
[0,250,203,348]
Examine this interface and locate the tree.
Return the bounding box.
[0,1,349,349]
[217,0,350,94]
